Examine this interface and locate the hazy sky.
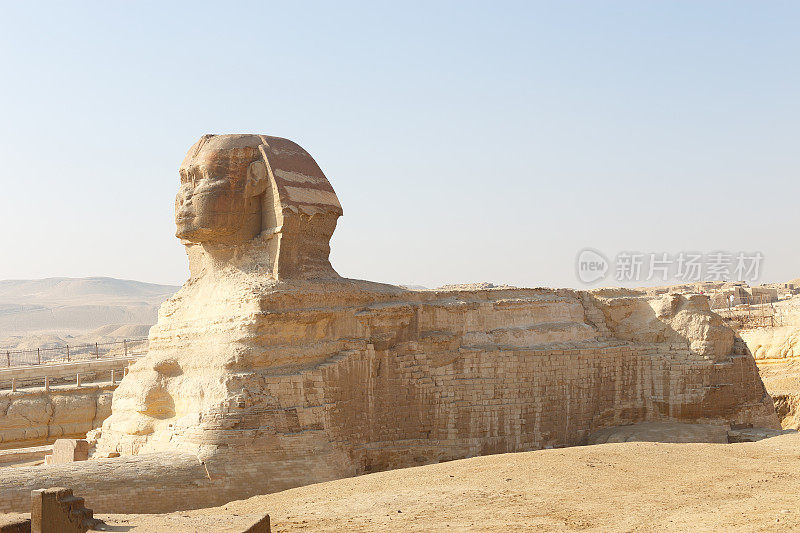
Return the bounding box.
[0,2,797,288]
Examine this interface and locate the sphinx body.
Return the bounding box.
[53,133,778,510]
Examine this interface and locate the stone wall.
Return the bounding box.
[0,453,211,515]
[0,385,114,449]
[0,445,51,467]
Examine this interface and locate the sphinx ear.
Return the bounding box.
[245,160,269,197]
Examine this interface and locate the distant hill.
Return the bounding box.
[0,277,179,348]
[0,277,178,305]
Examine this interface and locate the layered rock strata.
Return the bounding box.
[0,386,113,449]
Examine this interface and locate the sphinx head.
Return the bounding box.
[174,133,344,279]
[175,134,269,245]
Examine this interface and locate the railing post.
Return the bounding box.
[37,348,41,365]
[66,344,70,362]
[6,351,9,367]
[11,378,16,392]
[44,376,49,391]
[76,373,81,387]
[95,342,99,359]
[111,369,115,384]
[124,339,128,357]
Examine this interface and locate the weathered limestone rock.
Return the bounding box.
[0,488,99,533]
[590,289,735,361]
[588,422,730,444]
[51,440,88,465]
[0,514,30,533]
[0,445,51,467]
[0,386,113,448]
[724,295,800,428]
[31,488,97,533]
[0,134,778,513]
[726,426,795,443]
[773,392,800,429]
[740,326,800,360]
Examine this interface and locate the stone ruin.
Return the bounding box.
[0,134,779,513]
[45,439,89,465]
[0,487,271,533]
[0,487,98,533]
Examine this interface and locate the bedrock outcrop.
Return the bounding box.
[0,134,778,513]
[0,386,113,449]
[96,279,776,462]
[731,296,800,428]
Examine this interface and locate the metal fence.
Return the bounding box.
[1,366,131,391]
[1,338,148,368]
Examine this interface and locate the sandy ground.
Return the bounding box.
[95,433,800,532]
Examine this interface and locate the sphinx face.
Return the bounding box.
[175,135,265,244]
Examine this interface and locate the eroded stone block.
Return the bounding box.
[30,487,97,533]
[51,440,88,464]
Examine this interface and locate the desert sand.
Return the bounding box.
[95,433,800,532]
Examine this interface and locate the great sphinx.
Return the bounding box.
[1,134,778,513]
[98,133,363,462]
